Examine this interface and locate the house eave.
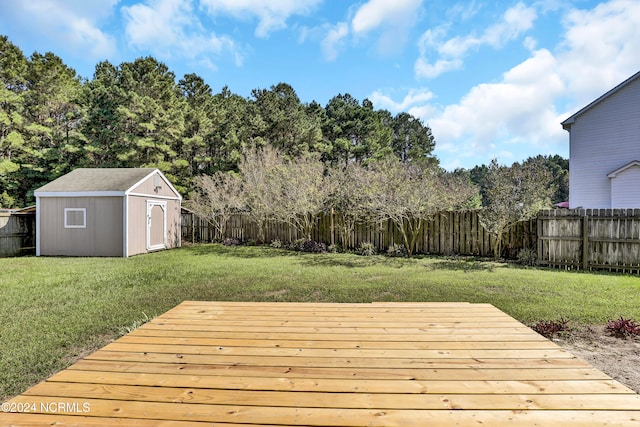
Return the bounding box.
[560,70,640,131]
[561,118,574,131]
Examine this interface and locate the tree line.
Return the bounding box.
[0,33,567,257]
[0,35,437,208]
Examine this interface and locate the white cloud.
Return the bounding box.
[305,0,423,61]
[123,0,243,67]
[321,22,349,62]
[445,0,481,22]
[415,2,537,79]
[407,104,437,121]
[123,0,189,51]
[382,47,567,167]
[199,0,323,38]
[351,0,423,34]
[69,18,117,59]
[430,49,564,148]
[556,0,640,106]
[369,88,434,112]
[483,2,537,47]
[0,0,118,61]
[350,0,424,55]
[380,0,640,170]
[523,36,537,51]
[414,57,463,79]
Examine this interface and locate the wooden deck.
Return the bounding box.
[2,301,639,426]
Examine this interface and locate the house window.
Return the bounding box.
[64,208,86,228]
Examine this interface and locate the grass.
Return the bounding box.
[1,243,640,400]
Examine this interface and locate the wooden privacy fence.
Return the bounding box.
[0,210,36,257]
[182,208,640,273]
[181,210,536,258]
[538,208,640,273]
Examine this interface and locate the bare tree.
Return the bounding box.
[271,153,331,241]
[368,158,478,255]
[478,158,554,259]
[326,163,373,249]
[439,170,482,210]
[187,172,244,240]
[238,146,284,243]
[188,148,480,254]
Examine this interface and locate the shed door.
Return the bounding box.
[147,201,166,251]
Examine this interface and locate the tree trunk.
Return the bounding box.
[494,229,504,259]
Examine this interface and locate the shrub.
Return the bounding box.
[606,317,640,338]
[300,239,327,253]
[223,237,241,246]
[357,242,377,256]
[270,239,283,249]
[517,248,537,266]
[386,243,407,257]
[327,243,340,253]
[288,238,306,251]
[531,318,569,338]
[288,239,326,253]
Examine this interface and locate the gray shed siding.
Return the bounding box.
[39,197,123,256]
[126,195,182,256]
[130,175,180,198]
[127,195,150,256]
[568,76,640,208]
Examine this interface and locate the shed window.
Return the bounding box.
[64,208,86,228]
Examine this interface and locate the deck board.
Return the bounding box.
[2,301,639,426]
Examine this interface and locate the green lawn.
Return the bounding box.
[2,244,640,400]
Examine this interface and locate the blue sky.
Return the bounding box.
[1,0,639,170]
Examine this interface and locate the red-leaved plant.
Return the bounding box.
[531,318,569,338]
[606,317,640,338]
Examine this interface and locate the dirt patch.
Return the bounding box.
[554,325,640,393]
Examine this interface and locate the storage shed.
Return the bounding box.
[35,168,181,257]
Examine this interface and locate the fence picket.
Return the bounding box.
[0,211,36,257]
[537,208,640,273]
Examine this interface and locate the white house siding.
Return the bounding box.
[568,76,640,208]
[611,164,640,208]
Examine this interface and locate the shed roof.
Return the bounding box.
[35,168,158,193]
[607,160,640,178]
[561,70,640,130]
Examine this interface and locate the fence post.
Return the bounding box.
[330,208,335,246]
[582,211,589,270]
[536,212,542,265]
[191,212,195,243]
